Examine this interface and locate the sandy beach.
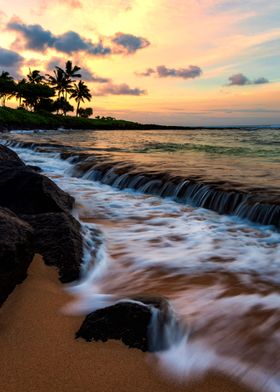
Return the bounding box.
[0,255,254,392]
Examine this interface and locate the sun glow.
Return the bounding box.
[0,0,279,125]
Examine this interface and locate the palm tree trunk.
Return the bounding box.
[76,100,80,117]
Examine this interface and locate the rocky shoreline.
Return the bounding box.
[0,144,84,304]
[0,144,263,392]
[0,144,179,353]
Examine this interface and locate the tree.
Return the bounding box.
[70,81,92,116]
[0,72,16,106]
[27,69,44,84]
[21,83,55,111]
[77,107,93,118]
[55,61,81,101]
[15,78,27,106]
[59,60,81,80]
[36,98,56,113]
[0,60,95,119]
[47,68,72,100]
[53,97,74,116]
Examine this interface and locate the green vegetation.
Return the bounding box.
[0,60,211,131]
[0,60,182,130]
[0,60,156,130]
[70,81,92,116]
[0,106,225,131]
[0,60,93,117]
[0,106,147,130]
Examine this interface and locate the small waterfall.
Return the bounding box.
[236,201,280,226]
[148,302,186,352]
[1,138,279,229]
[71,158,279,229]
[3,137,280,390]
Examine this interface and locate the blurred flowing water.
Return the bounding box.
[1,128,280,390]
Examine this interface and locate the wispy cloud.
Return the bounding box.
[81,69,111,83]
[7,19,150,57]
[0,47,24,77]
[0,47,23,67]
[111,33,150,54]
[37,0,133,14]
[137,65,202,79]
[96,82,146,96]
[7,19,111,55]
[227,73,269,86]
[0,0,279,125]
[39,0,82,12]
[46,57,110,83]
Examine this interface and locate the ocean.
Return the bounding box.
[1,128,280,391]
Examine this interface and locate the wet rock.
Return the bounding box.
[0,144,25,164]
[0,164,74,215]
[26,165,42,172]
[21,212,83,283]
[0,144,83,285]
[76,296,181,352]
[0,159,25,169]
[0,207,34,305]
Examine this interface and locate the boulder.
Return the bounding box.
[0,144,25,164]
[0,164,74,215]
[76,296,183,352]
[0,144,83,285]
[0,207,34,305]
[21,212,83,283]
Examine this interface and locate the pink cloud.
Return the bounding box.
[38,0,82,14]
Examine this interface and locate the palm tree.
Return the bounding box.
[15,78,27,106]
[27,69,44,84]
[53,97,74,116]
[0,72,15,106]
[0,71,13,81]
[21,83,55,112]
[47,68,72,100]
[77,107,93,118]
[56,61,81,101]
[70,80,92,116]
[64,60,81,80]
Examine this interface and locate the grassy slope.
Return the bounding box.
[0,107,204,130]
[0,107,149,130]
[0,107,267,131]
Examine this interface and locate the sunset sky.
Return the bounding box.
[0,0,279,125]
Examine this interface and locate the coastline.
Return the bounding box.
[1,107,278,132]
[0,255,253,392]
[2,136,279,230]
[1,136,278,392]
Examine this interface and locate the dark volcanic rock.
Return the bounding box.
[0,144,83,284]
[0,164,74,214]
[26,165,42,172]
[21,212,83,283]
[0,144,25,164]
[0,207,34,305]
[76,296,181,352]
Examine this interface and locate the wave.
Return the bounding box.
[2,139,280,229]
[135,142,279,158]
[3,139,280,390]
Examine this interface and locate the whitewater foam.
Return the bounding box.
[3,142,280,391]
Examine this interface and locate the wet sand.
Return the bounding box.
[0,255,253,392]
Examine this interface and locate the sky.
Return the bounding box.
[0,0,279,126]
